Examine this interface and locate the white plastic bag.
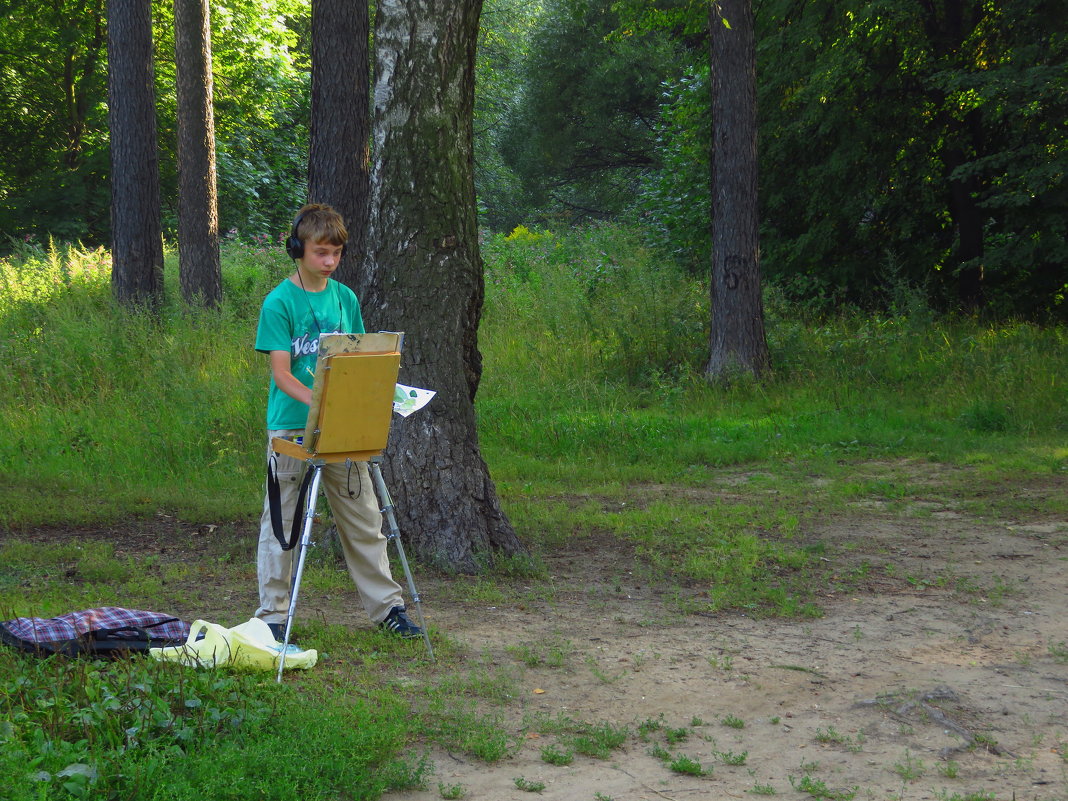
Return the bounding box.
[149,618,317,671]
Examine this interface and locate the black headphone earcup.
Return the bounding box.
[285,235,304,259]
[286,212,305,259]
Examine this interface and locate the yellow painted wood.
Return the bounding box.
[305,332,402,432]
[270,437,382,464]
[312,351,400,455]
[272,332,403,462]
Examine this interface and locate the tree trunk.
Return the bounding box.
[174,0,222,307]
[945,130,985,312]
[707,0,769,379]
[922,0,986,311]
[108,0,164,309]
[307,0,370,290]
[362,0,524,572]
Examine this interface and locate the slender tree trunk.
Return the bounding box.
[64,0,107,235]
[707,0,769,379]
[362,0,524,572]
[307,0,370,290]
[922,0,986,311]
[108,0,164,309]
[945,131,985,311]
[174,0,222,306]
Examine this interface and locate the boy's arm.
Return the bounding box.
[269,350,314,408]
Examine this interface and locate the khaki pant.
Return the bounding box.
[255,430,403,626]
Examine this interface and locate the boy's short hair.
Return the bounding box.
[291,203,348,248]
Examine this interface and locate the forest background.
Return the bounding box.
[1,0,1065,318]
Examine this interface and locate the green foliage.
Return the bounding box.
[0,0,310,246]
[481,224,707,388]
[756,0,1068,316]
[0,650,423,801]
[539,744,574,765]
[668,754,708,776]
[497,0,690,227]
[570,721,629,759]
[513,776,546,793]
[1,224,1066,616]
[0,0,110,242]
[152,0,311,239]
[636,64,711,275]
[0,224,1066,797]
[475,0,546,231]
[491,0,1067,315]
[0,239,283,527]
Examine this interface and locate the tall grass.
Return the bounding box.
[478,225,1067,485]
[0,237,291,526]
[0,228,1064,531]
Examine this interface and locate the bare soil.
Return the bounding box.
[22,474,1068,801]
[384,488,1068,801]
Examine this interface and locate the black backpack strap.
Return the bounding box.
[267,452,315,551]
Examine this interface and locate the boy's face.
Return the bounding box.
[297,239,344,284]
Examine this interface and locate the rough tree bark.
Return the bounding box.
[361,0,525,572]
[307,0,370,289]
[107,0,163,309]
[707,0,770,379]
[174,0,221,306]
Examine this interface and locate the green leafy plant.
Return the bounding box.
[669,754,708,776]
[789,774,857,801]
[514,776,546,793]
[893,750,925,780]
[540,745,574,766]
[717,749,749,766]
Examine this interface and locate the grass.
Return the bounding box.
[0,648,426,800]
[1,225,1066,798]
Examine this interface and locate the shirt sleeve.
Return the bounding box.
[255,294,293,354]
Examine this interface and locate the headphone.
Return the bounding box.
[285,212,308,259]
[285,209,347,260]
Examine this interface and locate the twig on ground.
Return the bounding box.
[854,685,1016,759]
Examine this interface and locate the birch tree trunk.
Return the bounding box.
[362,0,524,571]
[707,0,770,379]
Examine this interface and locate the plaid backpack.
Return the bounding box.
[0,607,191,658]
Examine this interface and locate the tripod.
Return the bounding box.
[267,333,433,680]
[274,455,433,680]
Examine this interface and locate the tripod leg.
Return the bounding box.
[276,463,323,682]
[369,459,435,662]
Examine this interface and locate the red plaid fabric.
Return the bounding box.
[3,607,190,644]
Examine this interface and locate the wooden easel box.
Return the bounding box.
[272,332,402,463]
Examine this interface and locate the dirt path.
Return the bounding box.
[385,511,1068,801]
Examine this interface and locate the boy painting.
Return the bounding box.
[253,203,421,640]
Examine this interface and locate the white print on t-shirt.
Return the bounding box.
[291,328,344,358]
[291,333,319,358]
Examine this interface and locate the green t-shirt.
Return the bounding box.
[255,278,365,430]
